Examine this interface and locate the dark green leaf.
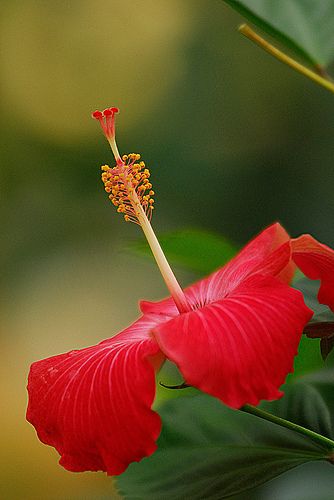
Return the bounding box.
[303,367,334,424]
[304,323,334,339]
[321,337,334,361]
[262,382,333,440]
[303,322,334,361]
[224,0,334,68]
[118,389,328,499]
[294,278,334,361]
[130,228,237,274]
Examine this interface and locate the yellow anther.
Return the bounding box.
[100,152,154,225]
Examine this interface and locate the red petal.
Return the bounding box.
[140,298,178,316]
[141,223,294,315]
[154,275,312,408]
[292,235,334,312]
[27,316,166,475]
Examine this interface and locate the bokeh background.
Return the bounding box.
[2,0,334,498]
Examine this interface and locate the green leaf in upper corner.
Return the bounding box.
[224,0,334,68]
[118,390,329,500]
[130,228,238,275]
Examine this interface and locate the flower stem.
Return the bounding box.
[242,404,334,451]
[238,24,334,95]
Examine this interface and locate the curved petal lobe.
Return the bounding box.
[154,275,312,408]
[27,316,165,475]
[292,235,334,312]
[141,223,294,315]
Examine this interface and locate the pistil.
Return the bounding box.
[92,107,191,314]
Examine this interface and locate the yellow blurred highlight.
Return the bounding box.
[1,0,194,142]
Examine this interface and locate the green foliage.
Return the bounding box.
[262,382,333,440]
[294,278,334,364]
[118,374,334,499]
[131,228,237,274]
[224,0,334,68]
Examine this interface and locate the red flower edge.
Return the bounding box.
[27,315,167,475]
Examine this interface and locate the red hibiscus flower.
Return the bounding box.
[26,108,334,476]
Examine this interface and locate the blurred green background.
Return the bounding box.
[2,0,334,498]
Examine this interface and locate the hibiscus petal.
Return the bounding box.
[292,235,334,312]
[140,297,178,316]
[141,223,294,315]
[27,315,166,475]
[154,275,312,408]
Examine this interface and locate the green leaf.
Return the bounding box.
[262,383,333,440]
[293,278,334,322]
[304,323,334,361]
[224,0,334,68]
[293,278,334,363]
[130,228,238,275]
[303,367,334,422]
[118,387,328,499]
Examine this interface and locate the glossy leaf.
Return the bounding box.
[118,383,330,499]
[131,228,237,274]
[224,0,334,68]
[262,383,333,440]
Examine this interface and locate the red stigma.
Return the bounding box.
[92,106,119,140]
[92,110,103,119]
